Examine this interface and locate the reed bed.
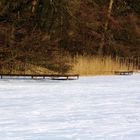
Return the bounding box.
[1,55,139,76]
[71,55,138,75]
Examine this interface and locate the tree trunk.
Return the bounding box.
[98,0,114,55]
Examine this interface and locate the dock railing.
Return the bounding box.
[0,73,79,80]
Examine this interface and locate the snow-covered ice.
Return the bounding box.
[0,74,140,140]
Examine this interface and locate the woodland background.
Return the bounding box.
[0,0,140,74]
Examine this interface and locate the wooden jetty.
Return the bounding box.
[0,74,79,80]
[114,71,133,75]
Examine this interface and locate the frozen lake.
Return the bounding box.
[0,74,140,140]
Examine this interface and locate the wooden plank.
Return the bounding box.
[114,71,133,75]
[51,75,79,80]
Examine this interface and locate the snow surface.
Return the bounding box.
[0,74,140,140]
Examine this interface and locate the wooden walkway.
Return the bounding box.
[0,74,79,80]
[114,71,133,75]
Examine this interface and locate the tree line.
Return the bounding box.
[0,0,140,73]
